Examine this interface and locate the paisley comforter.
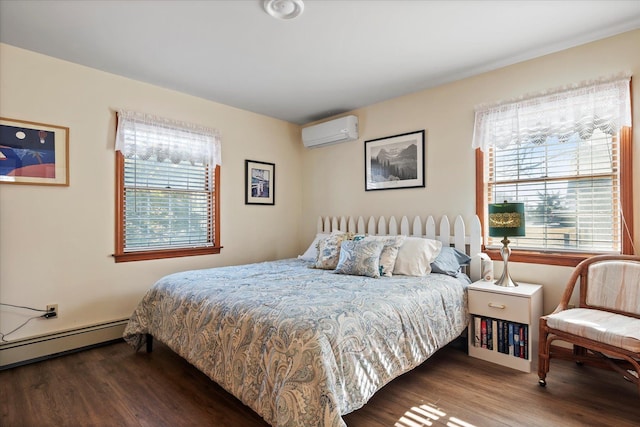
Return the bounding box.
[123,259,469,427]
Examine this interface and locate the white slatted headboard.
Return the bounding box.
[316,215,482,281]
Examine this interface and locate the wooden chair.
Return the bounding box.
[538,254,640,395]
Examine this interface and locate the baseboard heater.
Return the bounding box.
[0,318,129,370]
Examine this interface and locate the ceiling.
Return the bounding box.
[1,1,640,125]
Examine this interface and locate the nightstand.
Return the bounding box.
[467,280,543,373]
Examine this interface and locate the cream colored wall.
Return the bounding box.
[0,44,302,341]
[301,30,640,315]
[2,29,638,342]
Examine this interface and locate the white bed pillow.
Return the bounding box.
[392,237,443,276]
[298,233,329,262]
[362,235,406,277]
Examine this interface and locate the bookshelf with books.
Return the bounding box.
[467,280,543,373]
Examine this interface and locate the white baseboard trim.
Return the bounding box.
[0,318,129,369]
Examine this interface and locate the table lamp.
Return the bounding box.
[488,201,525,287]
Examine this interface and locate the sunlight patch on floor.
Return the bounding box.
[447,416,477,427]
[394,403,477,427]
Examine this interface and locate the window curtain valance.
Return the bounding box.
[472,74,632,152]
[115,110,222,166]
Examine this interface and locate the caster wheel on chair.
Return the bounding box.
[539,379,546,387]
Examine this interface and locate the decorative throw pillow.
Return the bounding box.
[314,231,353,270]
[430,246,472,276]
[298,233,329,262]
[392,237,443,276]
[334,240,385,278]
[363,235,406,277]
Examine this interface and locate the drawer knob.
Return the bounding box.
[488,302,506,309]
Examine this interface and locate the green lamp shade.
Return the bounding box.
[488,202,525,237]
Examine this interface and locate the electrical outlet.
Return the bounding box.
[46,304,58,318]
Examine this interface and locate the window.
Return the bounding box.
[474,76,633,266]
[114,111,222,262]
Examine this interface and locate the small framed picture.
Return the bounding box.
[364,130,425,191]
[245,160,275,205]
[0,117,70,186]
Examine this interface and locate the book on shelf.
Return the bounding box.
[503,320,509,354]
[486,319,493,350]
[508,322,514,355]
[481,318,487,348]
[492,319,498,352]
[522,324,528,359]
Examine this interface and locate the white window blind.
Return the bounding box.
[474,75,631,254]
[116,111,221,252]
[488,129,620,252]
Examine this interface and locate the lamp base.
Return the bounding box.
[494,271,519,287]
[494,236,518,287]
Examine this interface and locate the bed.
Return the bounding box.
[123,214,482,427]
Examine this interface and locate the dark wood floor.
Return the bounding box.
[1,339,638,427]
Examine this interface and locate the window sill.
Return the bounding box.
[483,248,608,267]
[113,246,222,263]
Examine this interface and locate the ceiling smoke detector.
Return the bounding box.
[263,0,304,20]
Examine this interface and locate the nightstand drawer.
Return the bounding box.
[468,289,530,324]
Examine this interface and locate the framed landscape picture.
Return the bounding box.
[364,130,425,191]
[0,117,69,186]
[245,159,275,205]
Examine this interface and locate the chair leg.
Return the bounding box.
[573,344,587,365]
[538,320,549,386]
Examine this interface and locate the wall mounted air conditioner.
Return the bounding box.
[301,115,359,148]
